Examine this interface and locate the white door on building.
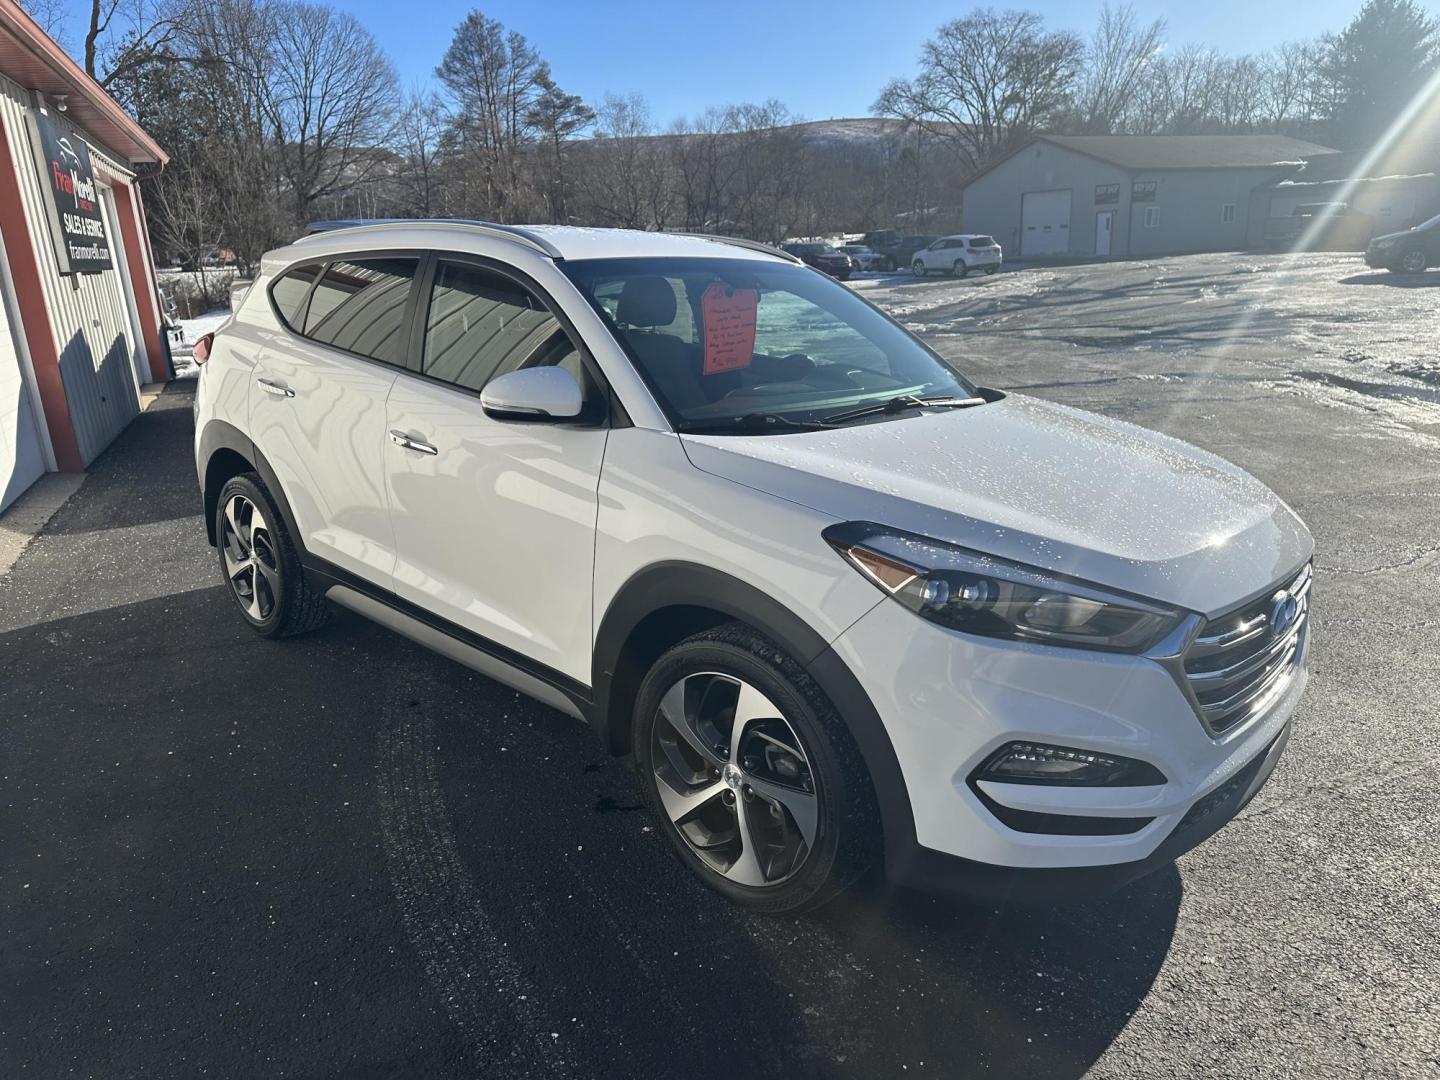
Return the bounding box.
[1020,190,1072,256]
[1095,210,1114,256]
[0,262,48,511]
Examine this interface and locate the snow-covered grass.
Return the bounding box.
[170,307,232,380]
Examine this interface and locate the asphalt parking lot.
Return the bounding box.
[2,252,1437,1079]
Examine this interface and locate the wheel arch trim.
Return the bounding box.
[592,561,918,868]
[198,419,304,553]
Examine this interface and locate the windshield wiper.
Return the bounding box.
[677,412,833,435]
[819,393,986,426]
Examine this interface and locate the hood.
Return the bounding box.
[680,394,1312,619]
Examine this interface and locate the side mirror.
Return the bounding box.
[481,366,585,421]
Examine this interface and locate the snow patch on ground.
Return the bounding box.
[170,308,232,380]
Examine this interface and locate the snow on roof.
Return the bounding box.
[1274,172,1437,187]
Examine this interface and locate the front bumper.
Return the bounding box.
[829,597,1306,898]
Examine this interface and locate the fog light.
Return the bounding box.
[974,742,1165,787]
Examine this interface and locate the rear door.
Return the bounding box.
[250,254,421,588]
[383,254,608,685]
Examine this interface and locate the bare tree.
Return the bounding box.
[17,0,69,39]
[1261,41,1305,130]
[1077,3,1164,133]
[579,94,673,229]
[393,90,446,217]
[262,1,399,227]
[83,0,187,87]
[1215,55,1267,130]
[874,8,1083,169]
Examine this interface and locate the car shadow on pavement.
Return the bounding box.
[1338,272,1440,287]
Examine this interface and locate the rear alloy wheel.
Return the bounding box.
[221,492,281,623]
[1400,249,1428,273]
[952,260,969,278]
[214,473,329,638]
[634,625,878,912]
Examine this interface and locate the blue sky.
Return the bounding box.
[360,0,1364,122]
[60,0,1365,122]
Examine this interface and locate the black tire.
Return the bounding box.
[214,472,329,639]
[912,261,926,276]
[632,623,880,913]
[1399,249,1428,273]
[952,260,969,279]
[984,266,998,275]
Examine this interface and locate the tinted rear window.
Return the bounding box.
[969,236,997,247]
[298,257,420,365]
[269,262,323,329]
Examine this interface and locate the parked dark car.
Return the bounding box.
[860,230,905,271]
[1264,202,1373,252]
[783,242,852,280]
[899,235,942,268]
[1365,212,1440,273]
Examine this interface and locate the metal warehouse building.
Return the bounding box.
[0,0,168,513]
[962,134,1338,259]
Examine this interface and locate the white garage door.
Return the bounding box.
[0,277,47,512]
[1021,190,1073,256]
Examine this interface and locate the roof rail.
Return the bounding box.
[298,219,566,260]
[693,233,802,263]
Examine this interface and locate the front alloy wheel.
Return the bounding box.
[221,493,280,622]
[912,260,925,276]
[1400,249,1428,273]
[650,672,818,887]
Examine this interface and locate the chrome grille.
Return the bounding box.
[1183,563,1311,736]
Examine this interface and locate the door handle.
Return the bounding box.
[389,429,438,456]
[257,378,295,398]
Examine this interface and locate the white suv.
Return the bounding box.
[193,222,1311,912]
[913,234,1003,277]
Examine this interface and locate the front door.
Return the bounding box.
[1095,210,1114,256]
[384,256,607,685]
[250,256,421,588]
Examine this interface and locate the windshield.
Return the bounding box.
[562,256,976,430]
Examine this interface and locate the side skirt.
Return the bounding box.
[305,556,593,724]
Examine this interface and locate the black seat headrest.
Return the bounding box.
[616,276,678,328]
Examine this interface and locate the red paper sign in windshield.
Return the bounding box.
[701,283,758,375]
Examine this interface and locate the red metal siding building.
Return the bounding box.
[0,0,167,511]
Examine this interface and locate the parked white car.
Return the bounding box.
[839,244,882,271]
[912,234,1003,277]
[193,222,1311,912]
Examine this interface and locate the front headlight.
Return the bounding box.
[1374,237,1397,249]
[824,522,1184,653]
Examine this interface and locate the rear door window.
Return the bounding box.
[301,257,420,365]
